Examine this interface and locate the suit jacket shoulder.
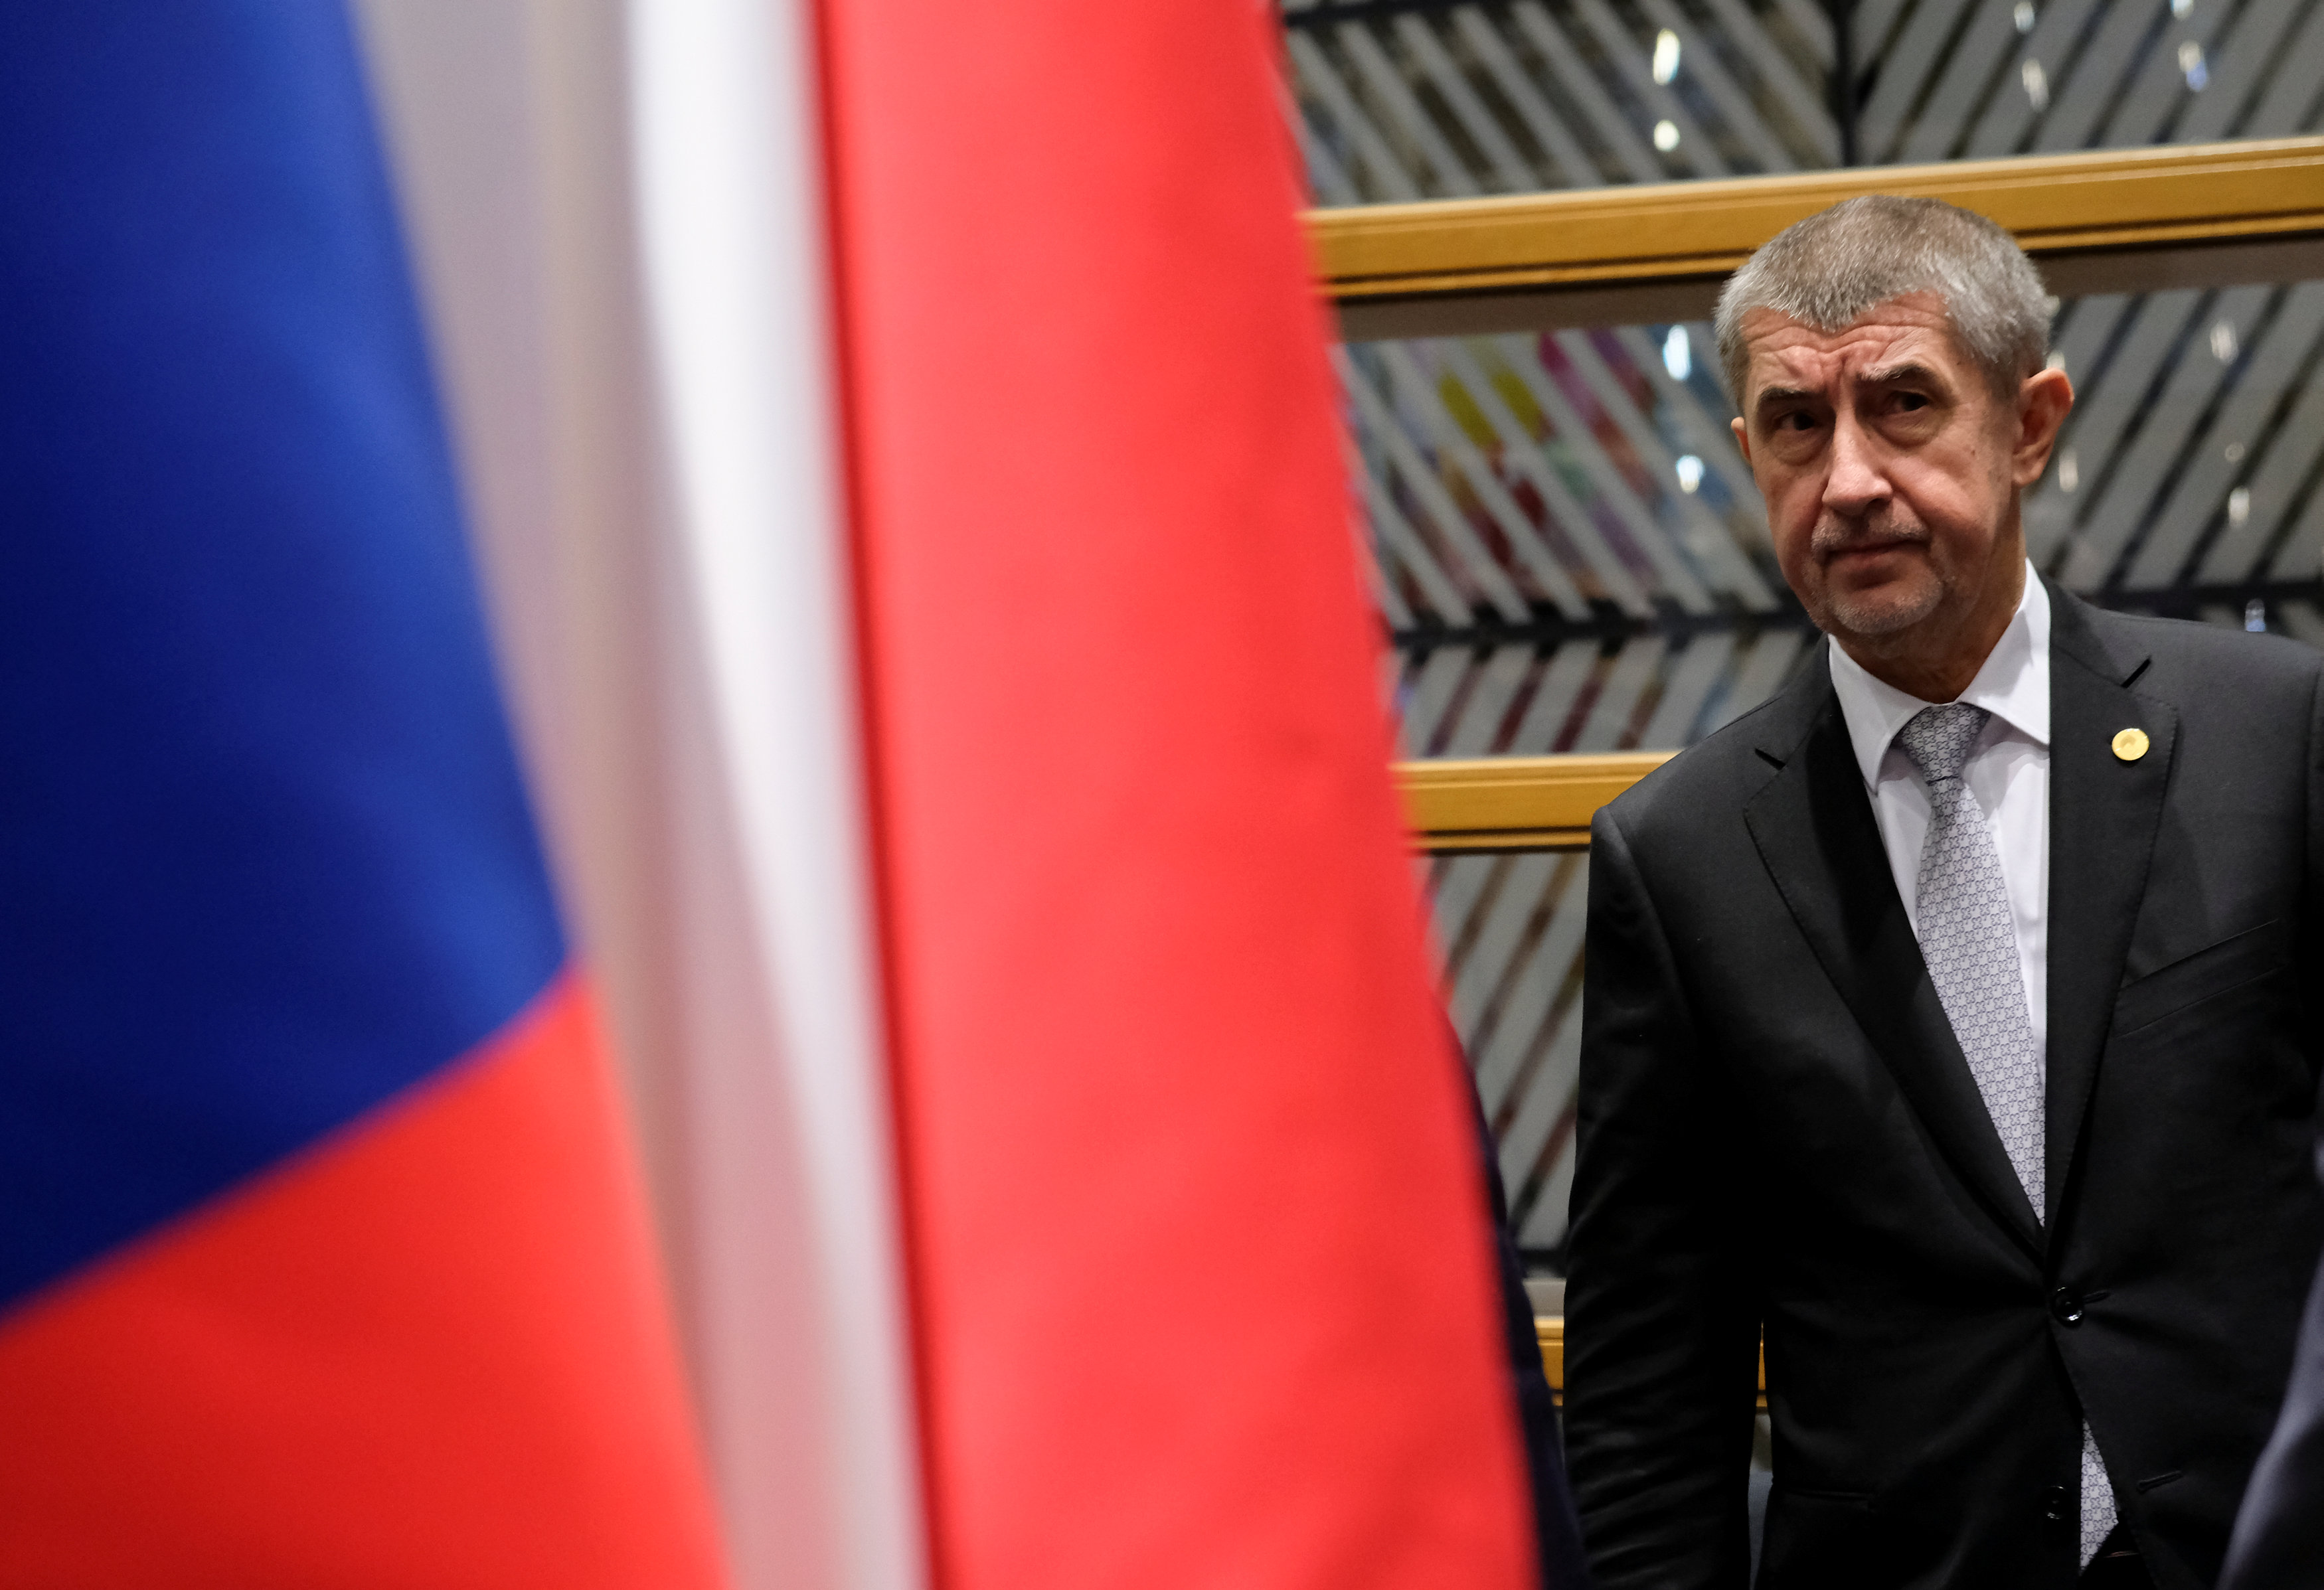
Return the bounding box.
[2059,592,2324,704]
[1596,639,1825,856]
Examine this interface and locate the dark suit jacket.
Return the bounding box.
[1564,586,2324,1590]
[2220,1129,2324,1590]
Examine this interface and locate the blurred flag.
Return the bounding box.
[1,0,1539,1587]
[815,0,1540,1583]
[0,8,724,1585]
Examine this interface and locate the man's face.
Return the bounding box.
[1730,292,2060,650]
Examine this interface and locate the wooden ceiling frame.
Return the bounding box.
[1398,752,1673,852]
[1312,135,2324,341]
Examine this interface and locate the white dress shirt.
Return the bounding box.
[1827,568,2051,1062]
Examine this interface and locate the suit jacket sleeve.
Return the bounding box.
[1562,805,1762,1590]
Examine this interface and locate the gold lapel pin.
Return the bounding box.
[2112,727,2150,762]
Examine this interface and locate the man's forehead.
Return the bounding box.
[1739,293,1961,381]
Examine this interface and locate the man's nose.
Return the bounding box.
[1822,413,1888,515]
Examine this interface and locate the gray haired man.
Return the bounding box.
[1564,196,2324,1589]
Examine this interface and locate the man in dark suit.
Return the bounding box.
[1563,195,2324,1589]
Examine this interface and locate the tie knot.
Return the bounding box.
[1896,702,1991,783]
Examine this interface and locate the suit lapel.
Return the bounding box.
[2044,586,2176,1220]
[1744,649,2046,1261]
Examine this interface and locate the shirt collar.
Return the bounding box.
[1827,564,2050,791]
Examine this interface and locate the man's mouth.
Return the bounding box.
[1818,534,1926,566]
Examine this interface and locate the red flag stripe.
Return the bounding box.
[0,975,728,1590]
[816,1,1537,1584]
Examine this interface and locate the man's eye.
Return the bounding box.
[1777,412,1818,432]
[1893,392,1930,412]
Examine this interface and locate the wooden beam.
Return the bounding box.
[1313,137,2324,339]
[1398,752,1671,852]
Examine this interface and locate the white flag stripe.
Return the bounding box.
[628,3,926,1585]
[350,5,926,1587]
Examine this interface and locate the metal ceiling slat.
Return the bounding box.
[1479,878,1585,1116]
[1895,0,2022,164]
[1429,853,1505,976]
[1507,1,1669,183]
[2272,599,2324,646]
[1287,30,1423,202]
[1773,0,1837,68]
[1569,0,1732,177]
[1339,348,1536,619]
[1550,327,1780,610]
[1295,114,1363,206]
[1394,13,1538,192]
[1446,868,1536,1071]
[1859,0,1972,165]
[1453,5,1608,188]
[1570,635,1669,751]
[1611,323,1764,522]
[1360,518,1418,628]
[2023,293,2135,562]
[1400,644,1480,757]
[2094,0,2228,150]
[1853,0,1914,64]
[1472,864,1588,1117]
[2241,3,2324,137]
[1695,0,1842,165]
[2051,293,2135,388]
[1515,1130,1583,1245]
[1444,643,1538,755]
[1514,1133,1580,1247]
[1451,850,1560,1051]
[1379,342,1610,615]
[1360,465,1475,624]
[2128,283,2324,590]
[1475,335,1720,612]
[1431,339,1665,615]
[2066,286,2266,590]
[1432,341,1663,615]
[2263,469,2324,584]
[1429,852,1502,988]
[2047,289,2202,576]
[2204,398,2324,585]
[1503,1006,1582,1240]
[2203,285,2324,583]
[1339,19,1483,197]
[2173,0,2307,143]
[1637,0,1799,172]
[2029,0,2157,153]
[1637,631,1738,747]
[1959,0,2102,158]
[1505,639,1604,753]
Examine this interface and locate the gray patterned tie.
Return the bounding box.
[1896,703,2116,1565]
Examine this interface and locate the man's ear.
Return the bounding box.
[1730,414,1753,469]
[2011,366,2074,487]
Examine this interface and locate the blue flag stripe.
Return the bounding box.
[0,4,564,1309]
